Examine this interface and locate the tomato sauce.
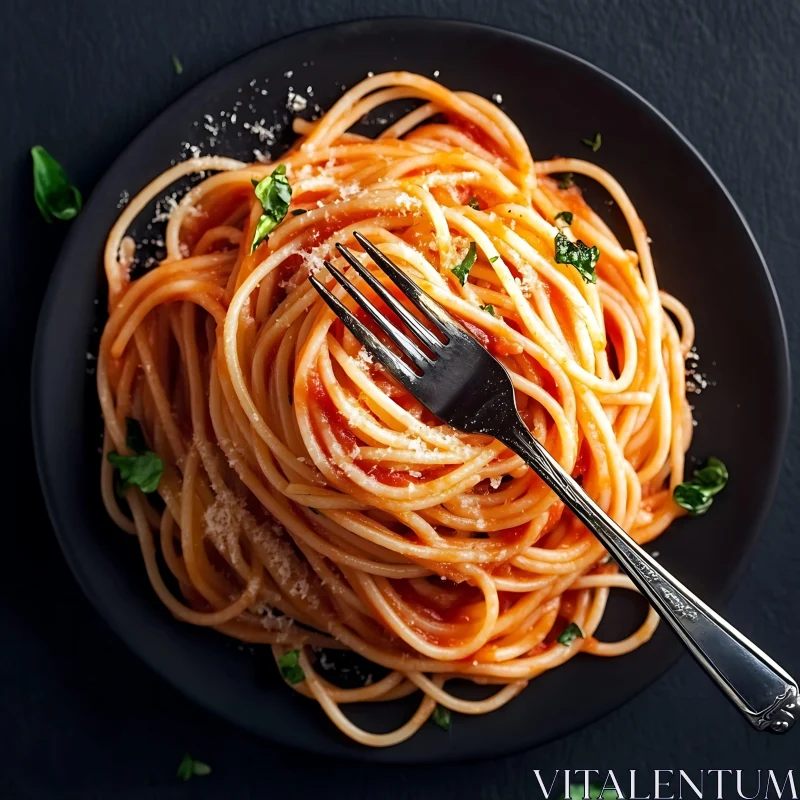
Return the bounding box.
[444,114,509,161]
[490,522,530,546]
[528,641,549,656]
[308,373,357,454]
[521,351,559,399]
[391,578,482,626]
[450,312,521,357]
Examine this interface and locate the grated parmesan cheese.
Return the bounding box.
[287,89,308,113]
[338,182,363,200]
[354,348,374,370]
[300,243,330,277]
[395,192,420,210]
[244,119,279,144]
[204,490,320,609]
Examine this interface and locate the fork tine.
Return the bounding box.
[321,260,430,371]
[335,243,444,352]
[309,274,418,388]
[352,231,461,338]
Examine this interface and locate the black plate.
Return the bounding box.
[31,18,790,762]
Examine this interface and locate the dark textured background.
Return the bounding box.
[2,0,799,797]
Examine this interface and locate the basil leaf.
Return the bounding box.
[30,146,82,223]
[554,232,600,284]
[451,242,477,286]
[250,164,292,253]
[468,196,481,210]
[673,457,728,515]
[480,304,495,316]
[581,133,602,152]
[432,704,451,730]
[673,484,714,515]
[176,754,192,781]
[278,649,305,684]
[691,456,728,496]
[557,622,584,646]
[251,216,275,253]
[558,173,574,190]
[291,208,308,216]
[176,754,211,781]
[171,55,183,75]
[489,255,499,263]
[555,210,574,226]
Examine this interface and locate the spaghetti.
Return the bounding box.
[97,71,695,746]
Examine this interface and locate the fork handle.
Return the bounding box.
[500,419,798,733]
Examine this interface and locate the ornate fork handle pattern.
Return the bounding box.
[502,419,797,734]
[624,548,699,621]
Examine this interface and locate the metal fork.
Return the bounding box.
[309,231,797,733]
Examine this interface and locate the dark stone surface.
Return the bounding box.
[1,0,798,797]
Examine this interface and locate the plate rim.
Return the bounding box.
[31,15,792,763]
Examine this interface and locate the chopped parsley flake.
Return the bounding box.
[554,232,600,284]
[581,133,602,152]
[278,649,305,684]
[554,210,574,226]
[451,241,477,286]
[176,754,211,781]
[558,173,574,190]
[108,418,163,496]
[557,622,584,646]
[432,705,451,730]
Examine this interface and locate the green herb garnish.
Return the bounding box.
[30,146,83,223]
[581,132,602,152]
[555,210,574,226]
[673,457,728,516]
[565,783,618,799]
[451,241,477,286]
[557,622,584,646]
[176,754,211,781]
[291,208,308,216]
[554,232,599,284]
[108,419,164,496]
[480,304,495,316]
[489,255,499,263]
[468,196,481,210]
[558,173,574,190]
[250,164,292,253]
[171,55,183,75]
[278,649,305,684]
[432,705,451,730]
